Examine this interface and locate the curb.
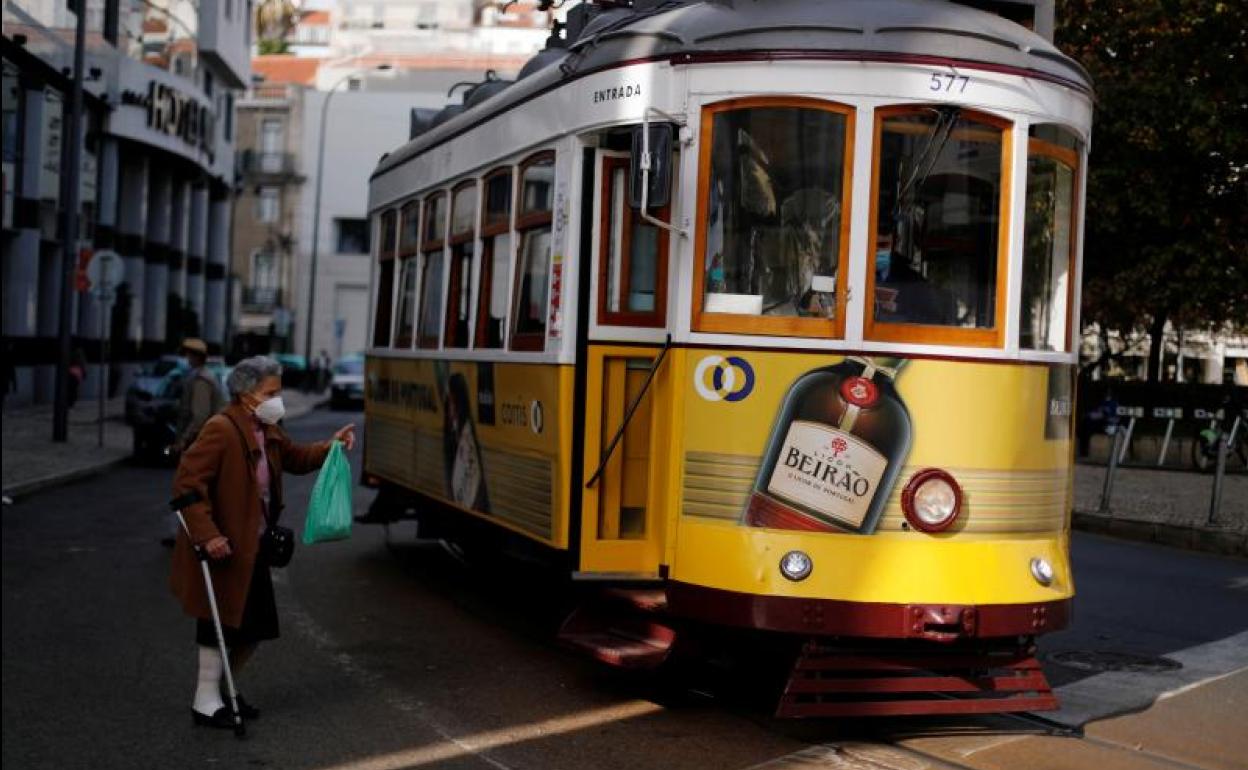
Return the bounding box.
[1073,511,1248,557]
[2,455,130,501]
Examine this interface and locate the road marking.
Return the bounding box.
[1228,576,1248,592]
[280,579,661,770]
[745,742,960,769]
[308,701,663,770]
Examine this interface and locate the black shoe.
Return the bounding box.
[160,536,175,548]
[191,706,238,729]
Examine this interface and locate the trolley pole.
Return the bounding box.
[52,0,88,442]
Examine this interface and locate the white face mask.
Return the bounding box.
[253,396,286,425]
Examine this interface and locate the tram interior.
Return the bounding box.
[704,106,848,320]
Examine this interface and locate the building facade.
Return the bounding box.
[230,80,304,357]
[2,0,249,405]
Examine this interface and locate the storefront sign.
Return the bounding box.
[120,81,215,161]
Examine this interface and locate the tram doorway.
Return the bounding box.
[577,149,675,578]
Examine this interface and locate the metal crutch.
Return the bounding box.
[169,491,246,738]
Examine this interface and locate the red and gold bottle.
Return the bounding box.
[742,356,911,534]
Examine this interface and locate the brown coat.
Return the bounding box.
[169,403,330,627]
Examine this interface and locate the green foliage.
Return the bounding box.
[257,38,289,55]
[1058,0,1248,375]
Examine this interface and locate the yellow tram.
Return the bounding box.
[361,0,1092,716]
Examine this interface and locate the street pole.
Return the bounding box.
[53,0,88,442]
[303,66,389,363]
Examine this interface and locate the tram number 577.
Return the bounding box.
[930,72,970,93]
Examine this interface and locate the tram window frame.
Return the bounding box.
[510,151,555,352]
[599,154,670,327]
[1021,125,1082,353]
[444,180,478,349]
[692,97,855,339]
[417,191,448,349]
[476,166,514,349]
[372,208,399,347]
[392,199,422,349]
[864,105,1013,348]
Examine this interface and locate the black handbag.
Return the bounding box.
[259,521,294,568]
[229,418,294,568]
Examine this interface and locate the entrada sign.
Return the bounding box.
[120,82,215,161]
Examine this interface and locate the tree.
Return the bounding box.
[253,0,299,48]
[1058,0,1248,380]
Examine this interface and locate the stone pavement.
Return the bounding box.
[1,389,329,500]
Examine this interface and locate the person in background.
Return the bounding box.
[317,349,332,392]
[161,339,227,548]
[67,348,87,408]
[174,338,226,454]
[170,356,354,730]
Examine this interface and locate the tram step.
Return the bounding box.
[777,641,1058,718]
[558,591,676,669]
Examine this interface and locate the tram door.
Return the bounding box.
[578,150,673,578]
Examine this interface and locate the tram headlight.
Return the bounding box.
[901,469,963,533]
[779,550,813,581]
[1030,557,1055,586]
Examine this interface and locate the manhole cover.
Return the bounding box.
[1048,650,1182,673]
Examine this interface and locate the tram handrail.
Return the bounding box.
[585,333,674,489]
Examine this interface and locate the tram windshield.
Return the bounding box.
[703,105,848,322]
[871,107,1006,334]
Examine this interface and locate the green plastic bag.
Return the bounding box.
[303,441,352,544]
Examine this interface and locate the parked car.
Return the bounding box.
[125,356,189,463]
[125,356,230,463]
[330,354,365,410]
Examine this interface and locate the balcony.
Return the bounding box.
[238,150,299,179]
[243,287,283,312]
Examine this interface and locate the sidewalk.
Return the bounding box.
[1,389,328,501]
[1072,461,1247,555]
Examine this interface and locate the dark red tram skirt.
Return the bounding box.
[666,581,1070,640]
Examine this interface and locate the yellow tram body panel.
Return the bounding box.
[665,348,1075,607]
[365,355,576,549]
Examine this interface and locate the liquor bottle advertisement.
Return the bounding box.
[742,356,911,534]
[684,350,1076,536]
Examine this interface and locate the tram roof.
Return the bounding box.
[372,0,1091,181]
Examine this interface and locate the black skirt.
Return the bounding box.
[195,554,279,647]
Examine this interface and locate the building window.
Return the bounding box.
[259,118,282,171]
[256,186,279,223]
[335,218,371,254]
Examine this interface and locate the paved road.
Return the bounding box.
[3,408,1246,770]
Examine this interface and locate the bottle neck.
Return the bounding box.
[848,356,907,381]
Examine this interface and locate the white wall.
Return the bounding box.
[295,90,422,360]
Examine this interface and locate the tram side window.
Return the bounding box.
[372,209,398,347]
[444,181,477,348]
[697,99,853,338]
[393,200,421,348]
[601,154,668,326]
[476,168,513,348]
[867,106,1010,346]
[418,193,447,349]
[511,152,554,351]
[1022,125,1082,352]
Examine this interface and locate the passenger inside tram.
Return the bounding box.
[703,106,846,320]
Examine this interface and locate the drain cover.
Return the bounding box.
[1048,650,1182,673]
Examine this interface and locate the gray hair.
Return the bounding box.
[226,355,282,398]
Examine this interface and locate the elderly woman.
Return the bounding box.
[170,355,354,729]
